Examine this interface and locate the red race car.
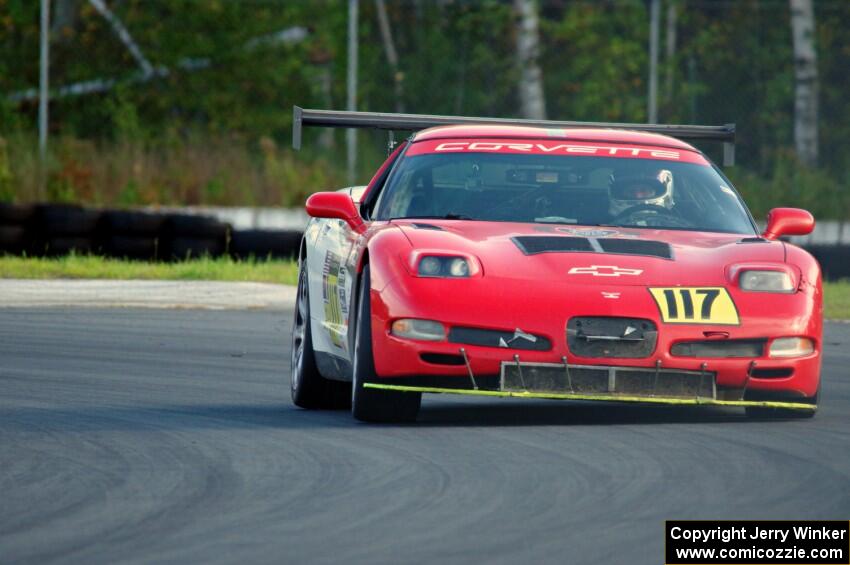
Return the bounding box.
[290,107,821,422]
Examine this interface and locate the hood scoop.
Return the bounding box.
[512,236,673,260]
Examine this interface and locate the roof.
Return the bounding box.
[412,125,700,152]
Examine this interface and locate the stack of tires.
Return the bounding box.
[97,210,164,260]
[0,203,306,261]
[0,204,34,255]
[230,229,303,260]
[808,245,850,280]
[162,214,230,260]
[31,204,101,256]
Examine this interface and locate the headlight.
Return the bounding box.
[419,256,443,276]
[448,257,470,277]
[417,255,471,278]
[391,319,446,341]
[768,337,814,358]
[739,270,794,292]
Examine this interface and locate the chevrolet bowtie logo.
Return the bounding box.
[568,265,644,277]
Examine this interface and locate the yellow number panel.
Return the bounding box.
[648,287,740,325]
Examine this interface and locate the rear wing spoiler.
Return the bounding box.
[292,106,736,166]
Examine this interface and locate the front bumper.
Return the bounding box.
[370,277,822,400]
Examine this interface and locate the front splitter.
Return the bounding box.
[363,383,817,411]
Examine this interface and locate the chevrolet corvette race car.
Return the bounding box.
[290,107,821,422]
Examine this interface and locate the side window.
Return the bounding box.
[360,141,408,220]
[383,168,416,218]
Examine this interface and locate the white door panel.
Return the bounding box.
[307,218,356,361]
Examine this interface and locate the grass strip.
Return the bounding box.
[0,254,300,285]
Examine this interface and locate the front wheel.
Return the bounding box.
[290,261,350,409]
[352,265,421,422]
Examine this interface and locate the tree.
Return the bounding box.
[790,0,818,166]
[374,0,404,113]
[514,0,545,119]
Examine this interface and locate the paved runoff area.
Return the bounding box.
[0,302,848,564]
[0,279,295,310]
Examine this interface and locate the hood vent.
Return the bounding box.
[512,236,673,260]
[410,222,445,231]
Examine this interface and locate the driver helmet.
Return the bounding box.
[608,169,674,217]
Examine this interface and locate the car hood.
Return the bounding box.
[394,220,782,287]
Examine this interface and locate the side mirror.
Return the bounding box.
[305,192,364,232]
[762,207,815,240]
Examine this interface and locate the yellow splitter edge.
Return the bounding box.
[363,383,817,411]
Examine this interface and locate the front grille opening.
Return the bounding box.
[420,353,466,366]
[750,367,794,379]
[567,317,658,358]
[670,339,766,358]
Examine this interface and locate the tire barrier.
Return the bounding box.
[161,214,229,260]
[807,245,850,281]
[0,204,34,255]
[2,203,850,278]
[31,205,100,257]
[0,203,304,262]
[97,210,165,260]
[229,229,303,260]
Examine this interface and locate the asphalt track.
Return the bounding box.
[1,308,848,565]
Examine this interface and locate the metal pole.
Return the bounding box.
[665,0,677,103]
[648,0,660,124]
[39,0,50,162]
[346,0,359,185]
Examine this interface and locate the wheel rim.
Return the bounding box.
[291,271,308,391]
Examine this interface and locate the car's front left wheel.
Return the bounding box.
[351,265,421,422]
[290,261,350,409]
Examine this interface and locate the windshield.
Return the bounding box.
[375,148,756,234]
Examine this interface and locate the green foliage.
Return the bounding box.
[544,1,649,122]
[728,155,850,221]
[106,86,144,142]
[0,1,847,216]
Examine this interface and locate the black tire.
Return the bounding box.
[164,214,229,239]
[290,262,351,409]
[229,229,303,260]
[166,236,225,260]
[42,236,93,256]
[0,203,35,224]
[103,235,159,260]
[99,210,165,236]
[0,225,27,253]
[35,205,101,236]
[352,265,421,422]
[745,385,819,420]
[807,245,850,280]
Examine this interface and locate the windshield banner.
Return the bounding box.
[407,138,709,165]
